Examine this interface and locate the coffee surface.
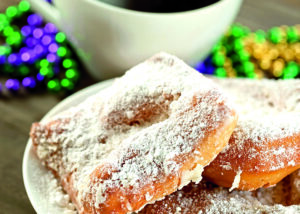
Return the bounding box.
[99,0,220,13]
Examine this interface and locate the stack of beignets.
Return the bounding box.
[204,78,300,191]
[30,53,300,213]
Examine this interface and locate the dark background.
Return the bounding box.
[0,0,299,213]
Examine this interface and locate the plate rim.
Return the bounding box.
[22,79,114,213]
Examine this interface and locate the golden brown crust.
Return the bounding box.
[203,134,300,190]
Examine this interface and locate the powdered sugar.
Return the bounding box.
[212,78,300,173]
[229,169,242,192]
[141,170,300,214]
[31,52,235,213]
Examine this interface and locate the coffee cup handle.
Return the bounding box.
[28,0,61,28]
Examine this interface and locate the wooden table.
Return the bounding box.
[0,0,299,213]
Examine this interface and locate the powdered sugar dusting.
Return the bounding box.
[212,78,300,173]
[30,52,235,213]
[229,169,242,192]
[141,170,300,214]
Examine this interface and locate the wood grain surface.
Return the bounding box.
[0,0,299,213]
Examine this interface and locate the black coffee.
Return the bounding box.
[99,0,220,13]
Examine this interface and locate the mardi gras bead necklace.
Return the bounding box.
[0,0,80,97]
[196,24,300,79]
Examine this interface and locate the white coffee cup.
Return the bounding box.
[28,0,242,80]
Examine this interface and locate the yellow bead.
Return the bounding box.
[271,59,285,77]
[281,48,295,61]
[245,43,253,52]
[268,48,279,60]
[224,58,232,68]
[255,43,270,59]
[260,59,272,70]
[291,43,300,54]
[226,68,237,78]
[277,43,288,53]
[254,69,265,79]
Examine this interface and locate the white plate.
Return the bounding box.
[22,79,114,214]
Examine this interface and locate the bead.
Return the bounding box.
[212,42,222,53]
[57,46,68,57]
[6,32,22,46]
[40,67,54,78]
[255,30,266,43]
[282,48,295,61]
[237,50,250,61]
[233,38,244,51]
[287,27,298,43]
[212,53,225,67]
[25,37,38,48]
[61,78,74,90]
[269,27,282,44]
[3,26,14,37]
[47,79,61,92]
[254,69,264,79]
[27,14,43,26]
[33,28,44,39]
[224,58,232,68]
[40,59,50,67]
[194,61,206,73]
[22,77,36,89]
[215,67,227,77]
[65,69,79,80]
[55,32,66,43]
[44,23,57,34]
[6,6,18,19]
[41,34,53,46]
[282,61,299,79]
[62,58,75,68]
[268,48,279,60]
[246,71,256,79]
[34,44,46,57]
[36,73,45,82]
[21,25,32,37]
[271,59,285,77]
[0,14,7,24]
[243,61,255,73]
[8,53,21,66]
[5,79,20,92]
[227,68,237,78]
[205,65,215,75]
[19,0,31,13]
[48,43,58,53]
[260,59,271,70]
[21,52,31,62]
[230,24,245,38]
[46,53,58,63]
[0,46,11,55]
